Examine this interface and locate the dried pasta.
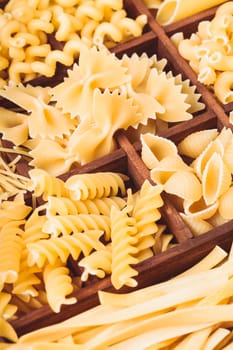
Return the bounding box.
[0,220,25,285]
[46,195,126,217]
[43,260,76,313]
[156,0,227,25]
[6,246,233,348]
[0,46,204,174]
[110,205,139,290]
[42,214,111,240]
[142,127,233,236]
[27,229,105,268]
[176,1,233,105]
[64,172,128,201]
[28,168,69,200]
[0,0,148,84]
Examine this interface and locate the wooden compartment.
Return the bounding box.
[1,0,233,344]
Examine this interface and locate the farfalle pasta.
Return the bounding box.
[0,46,204,175]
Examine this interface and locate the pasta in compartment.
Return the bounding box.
[141,125,233,237]
[0,0,148,84]
[174,1,233,111]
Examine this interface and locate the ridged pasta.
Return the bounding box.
[42,214,111,240]
[65,172,128,200]
[132,180,163,238]
[43,260,77,313]
[12,258,41,299]
[177,129,219,159]
[110,205,139,290]
[79,244,112,282]
[0,292,17,320]
[28,168,69,200]
[46,195,126,217]
[0,220,25,284]
[27,229,105,268]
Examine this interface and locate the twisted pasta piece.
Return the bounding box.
[0,220,25,284]
[0,292,17,320]
[28,168,69,200]
[43,260,76,313]
[46,195,126,217]
[42,214,111,240]
[65,172,128,200]
[12,257,41,299]
[132,180,163,238]
[27,229,105,267]
[110,205,139,290]
[79,244,112,281]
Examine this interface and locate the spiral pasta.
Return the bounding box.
[42,214,111,239]
[65,172,128,201]
[110,205,139,290]
[0,220,25,285]
[46,195,126,217]
[28,168,69,200]
[79,244,112,281]
[43,260,76,313]
[27,229,105,267]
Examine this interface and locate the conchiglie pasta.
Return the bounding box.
[183,197,219,220]
[191,138,224,180]
[218,186,233,220]
[180,213,214,236]
[164,170,202,202]
[140,133,178,169]
[202,152,231,205]
[150,155,193,185]
[177,129,219,159]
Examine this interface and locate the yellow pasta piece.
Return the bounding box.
[164,170,202,201]
[140,133,178,169]
[110,205,138,289]
[43,260,76,313]
[150,155,193,185]
[27,229,105,267]
[156,0,227,25]
[177,129,219,159]
[28,168,69,200]
[202,152,231,205]
[65,172,127,201]
[0,220,25,284]
[214,71,233,104]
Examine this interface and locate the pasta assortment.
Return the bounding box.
[1,0,233,346]
[0,46,204,175]
[2,245,233,348]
